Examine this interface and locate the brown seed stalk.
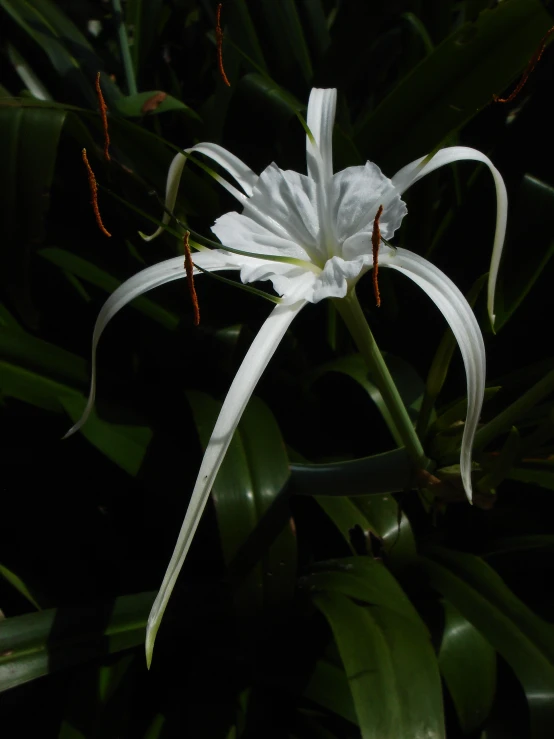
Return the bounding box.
[371,204,384,307]
[183,231,200,326]
[216,3,231,87]
[82,148,111,237]
[95,72,110,162]
[494,25,554,104]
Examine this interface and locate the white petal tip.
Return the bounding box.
[139,229,161,243]
[62,423,81,440]
[145,621,157,669]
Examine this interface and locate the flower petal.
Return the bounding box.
[63,250,241,438]
[242,163,322,259]
[331,162,407,246]
[142,143,257,241]
[213,205,314,262]
[391,146,507,329]
[379,246,486,502]
[186,142,258,197]
[145,299,308,666]
[306,88,337,184]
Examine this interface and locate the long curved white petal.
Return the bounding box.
[142,152,187,241]
[64,250,241,438]
[391,146,508,329]
[306,88,337,184]
[142,143,258,241]
[145,299,308,666]
[186,142,258,196]
[380,247,486,502]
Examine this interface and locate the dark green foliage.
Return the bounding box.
[1,1,554,736]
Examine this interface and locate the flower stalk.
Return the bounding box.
[334,291,429,470]
[112,0,138,96]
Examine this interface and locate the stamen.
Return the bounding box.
[371,204,384,307]
[183,231,200,326]
[95,72,110,162]
[494,25,554,104]
[82,148,111,237]
[216,3,231,87]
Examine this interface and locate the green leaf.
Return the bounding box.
[126,0,165,80]
[40,248,180,331]
[226,0,268,74]
[187,391,296,616]
[478,426,522,493]
[0,591,155,693]
[439,600,496,734]
[0,104,65,322]
[495,175,554,330]
[351,494,417,569]
[355,0,554,172]
[0,326,87,411]
[313,497,377,555]
[506,458,554,491]
[257,0,313,83]
[313,589,444,739]
[0,563,41,610]
[307,557,426,627]
[240,72,306,124]
[289,448,413,496]
[474,371,554,453]
[483,535,554,560]
[112,91,201,120]
[420,547,554,737]
[0,302,23,332]
[302,659,357,725]
[61,396,153,477]
[300,0,331,61]
[311,353,426,449]
[0,0,108,105]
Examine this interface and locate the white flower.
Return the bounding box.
[66,89,507,664]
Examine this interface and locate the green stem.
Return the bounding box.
[334,292,429,470]
[112,0,138,96]
[473,370,554,452]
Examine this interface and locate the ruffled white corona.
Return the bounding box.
[67,89,507,666]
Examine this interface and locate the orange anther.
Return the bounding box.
[494,26,554,104]
[216,4,231,87]
[95,72,110,162]
[82,148,111,237]
[371,204,384,308]
[183,232,200,326]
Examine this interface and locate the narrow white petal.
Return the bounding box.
[142,143,257,241]
[145,299,307,665]
[64,250,241,438]
[380,247,486,502]
[141,152,187,241]
[391,146,507,328]
[306,88,337,184]
[185,142,258,197]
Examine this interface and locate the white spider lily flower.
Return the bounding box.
[66,89,507,665]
